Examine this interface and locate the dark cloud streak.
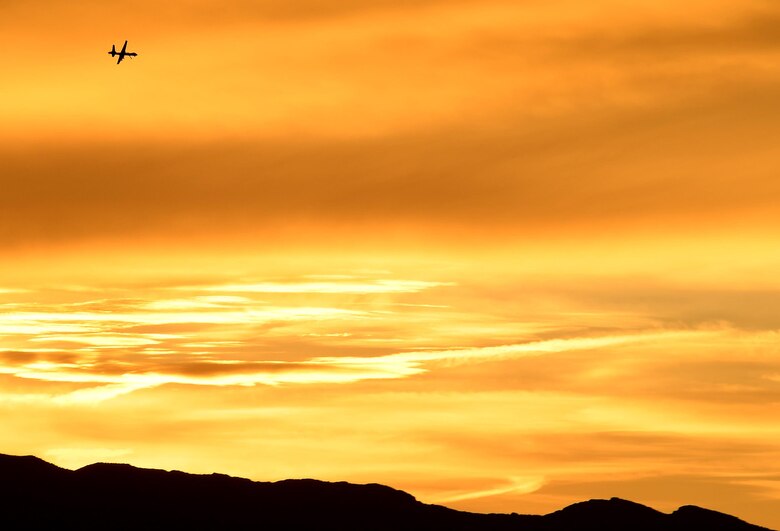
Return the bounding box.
[4,80,780,247]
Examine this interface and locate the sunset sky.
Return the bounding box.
[2,0,780,527]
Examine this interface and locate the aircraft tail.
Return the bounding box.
[110,44,116,55]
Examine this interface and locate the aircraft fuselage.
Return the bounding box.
[108,41,137,64]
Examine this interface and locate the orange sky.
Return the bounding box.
[1,0,780,528]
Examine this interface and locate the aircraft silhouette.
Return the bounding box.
[108,40,137,64]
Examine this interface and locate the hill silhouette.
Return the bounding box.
[0,453,772,530]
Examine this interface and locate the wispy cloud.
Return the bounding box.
[0,329,722,401]
[434,476,546,504]
[192,279,452,294]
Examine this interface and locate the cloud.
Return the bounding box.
[312,331,696,372]
[434,476,545,504]
[0,329,716,402]
[562,9,780,57]
[0,0,481,30]
[3,1,780,248]
[53,382,156,404]
[192,279,452,294]
[3,276,778,408]
[3,77,780,248]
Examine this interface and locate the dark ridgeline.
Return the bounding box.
[0,453,772,530]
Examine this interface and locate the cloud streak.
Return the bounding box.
[0,329,729,402]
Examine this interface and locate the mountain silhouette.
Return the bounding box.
[0,453,772,530]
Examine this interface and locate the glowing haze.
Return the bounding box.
[1,0,780,528]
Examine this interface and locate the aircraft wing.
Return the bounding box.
[120,40,128,54]
[117,54,124,64]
